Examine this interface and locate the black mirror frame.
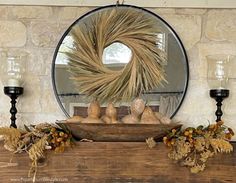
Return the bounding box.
[51,4,189,119]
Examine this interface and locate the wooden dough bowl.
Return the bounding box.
[56,122,182,142]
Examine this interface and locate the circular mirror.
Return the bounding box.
[52,5,189,119]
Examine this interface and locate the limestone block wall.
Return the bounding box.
[0,6,235,140]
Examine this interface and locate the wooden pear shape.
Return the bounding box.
[66,115,83,123]
[82,100,103,123]
[141,106,161,124]
[122,98,145,124]
[102,103,118,124]
[130,97,145,117]
[154,112,171,124]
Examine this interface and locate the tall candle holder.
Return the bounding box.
[207,55,233,122]
[4,87,23,128]
[0,52,27,128]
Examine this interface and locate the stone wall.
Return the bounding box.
[0,6,236,140]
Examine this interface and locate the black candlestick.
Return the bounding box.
[4,87,23,128]
[210,89,229,122]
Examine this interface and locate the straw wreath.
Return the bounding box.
[64,7,167,103]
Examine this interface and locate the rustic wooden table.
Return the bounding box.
[0,142,235,183]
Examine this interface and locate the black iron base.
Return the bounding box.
[4,87,24,128]
[210,89,229,122]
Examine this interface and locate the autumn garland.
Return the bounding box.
[0,124,73,182]
[162,121,234,173]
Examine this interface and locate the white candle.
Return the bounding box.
[7,78,20,87]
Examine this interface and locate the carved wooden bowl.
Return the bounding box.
[56,122,182,142]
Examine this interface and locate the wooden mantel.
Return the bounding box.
[0,142,235,183]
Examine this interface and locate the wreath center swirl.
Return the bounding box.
[64,7,167,103]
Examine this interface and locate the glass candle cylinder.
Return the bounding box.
[0,52,27,87]
[207,55,233,89]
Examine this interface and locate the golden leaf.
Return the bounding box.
[210,139,233,153]
[190,164,205,174]
[0,127,21,151]
[146,137,156,149]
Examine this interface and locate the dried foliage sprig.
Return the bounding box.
[28,135,48,182]
[64,7,167,103]
[0,123,73,182]
[163,121,234,173]
[146,137,157,149]
[0,127,21,151]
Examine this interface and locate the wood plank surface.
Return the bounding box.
[0,142,235,183]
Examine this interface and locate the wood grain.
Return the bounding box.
[56,122,182,142]
[0,142,235,183]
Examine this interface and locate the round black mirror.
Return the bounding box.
[52,5,189,119]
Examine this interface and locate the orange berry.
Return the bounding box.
[217,121,224,126]
[56,138,63,143]
[50,128,56,133]
[172,129,177,134]
[59,132,65,137]
[184,131,189,136]
[209,124,215,129]
[51,139,56,144]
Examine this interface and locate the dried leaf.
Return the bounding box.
[190,164,205,174]
[146,137,156,149]
[210,139,233,153]
[28,135,47,162]
[0,127,21,151]
[24,125,31,132]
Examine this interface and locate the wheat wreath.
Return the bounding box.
[64,6,167,103]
